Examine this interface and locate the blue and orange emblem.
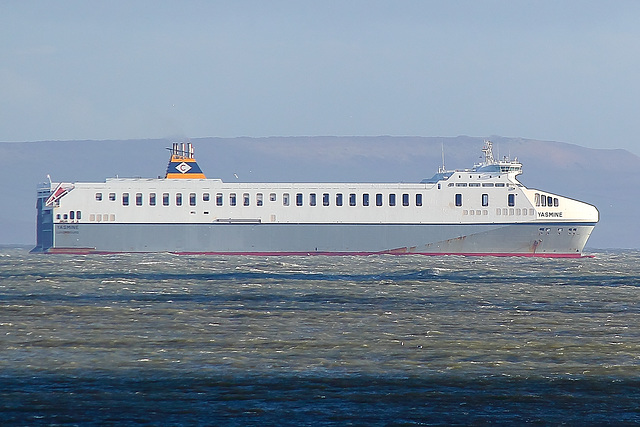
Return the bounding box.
[165,142,206,179]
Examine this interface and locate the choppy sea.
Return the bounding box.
[1,248,639,425]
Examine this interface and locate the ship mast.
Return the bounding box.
[439,142,446,173]
[482,141,495,165]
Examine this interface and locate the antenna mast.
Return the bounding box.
[482,141,495,164]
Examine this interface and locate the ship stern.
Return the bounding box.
[31,182,54,253]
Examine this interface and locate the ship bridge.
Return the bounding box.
[473,141,522,176]
[421,141,521,184]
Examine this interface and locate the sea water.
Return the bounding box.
[1,248,639,425]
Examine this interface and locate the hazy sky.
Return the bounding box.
[2,1,639,155]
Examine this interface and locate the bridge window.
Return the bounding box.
[455,194,462,207]
[536,193,558,207]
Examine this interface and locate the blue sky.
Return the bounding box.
[2,1,639,155]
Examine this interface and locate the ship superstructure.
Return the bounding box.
[32,141,599,256]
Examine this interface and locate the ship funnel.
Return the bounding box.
[165,142,206,179]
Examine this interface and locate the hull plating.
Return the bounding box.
[48,222,595,257]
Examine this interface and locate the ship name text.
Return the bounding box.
[538,211,563,218]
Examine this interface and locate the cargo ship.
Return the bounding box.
[32,141,598,257]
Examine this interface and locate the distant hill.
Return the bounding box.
[1,136,637,249]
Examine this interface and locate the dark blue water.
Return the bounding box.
[1,248,639,425]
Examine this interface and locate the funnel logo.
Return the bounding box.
[176,162,192,174]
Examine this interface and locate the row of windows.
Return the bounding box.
[57,211,82,221]
[287,192,424,207]
[462,208,536,216]
[448,182,507,188]
[96,192,211,205]
[461,208,535,216]
[535,193,560,207]
[90,213,116,222]
[98,192,429,208]
[455,193,516,207]
[58,212,116,222]
[95,191,536,209]
[496,208,534,216]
